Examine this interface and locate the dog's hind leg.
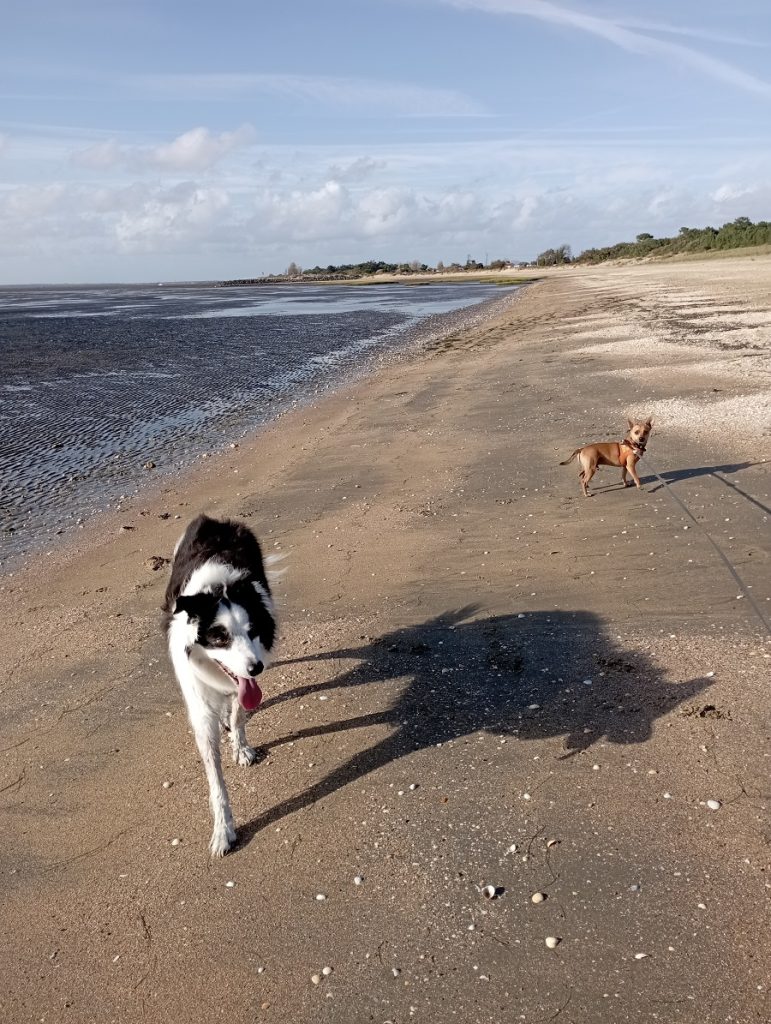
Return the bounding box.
[229,701,258,767]
[192,712,236,856]
[579,455,595,497]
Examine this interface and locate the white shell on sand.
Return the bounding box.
[354,875,364,886]
[311,974,321,985]
[322,966,333,976]
[545,936,561,949]
[531,892,546,904]
[481,884,498,900]
[706,799,721,810]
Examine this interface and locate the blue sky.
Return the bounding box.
[1,0,770,282]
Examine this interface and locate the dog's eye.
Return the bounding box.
[205,626,230,647]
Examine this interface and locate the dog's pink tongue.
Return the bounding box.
[237,677,263,711]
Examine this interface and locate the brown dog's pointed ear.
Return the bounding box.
[627,418,634,429]
[645,417,653,427]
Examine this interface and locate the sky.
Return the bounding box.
[1,0,770,283]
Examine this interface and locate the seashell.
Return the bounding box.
[546,839,559,849]
[531,892,546,904]
[311,974,321,985]
[706,799,721,811]
[321,966,332,976]
[481,884,499,900]
[545,936,561,949]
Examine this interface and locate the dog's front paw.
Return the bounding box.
[210,825,235,858]
[237,745,258,767]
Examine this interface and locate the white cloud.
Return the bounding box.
[438,0,771,99]
[72,125,256,173]
[115,183,230,250]
[711,183,757,203]
[152,125,256,170]
[325,156,387,182]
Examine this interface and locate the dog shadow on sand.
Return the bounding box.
[638,461,769,515]
[236,607,710,846]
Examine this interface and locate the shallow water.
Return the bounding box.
[0,281,513,564]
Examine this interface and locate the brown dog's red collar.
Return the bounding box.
[623,438,646,457]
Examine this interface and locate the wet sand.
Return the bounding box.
[1,256,769,1024]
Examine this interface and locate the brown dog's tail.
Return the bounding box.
[559,448,581,465]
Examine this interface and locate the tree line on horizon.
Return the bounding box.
[219,216,770,285]
[220,255,516,285]
[570,216,771,265]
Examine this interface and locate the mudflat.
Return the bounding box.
[1,256,769,1024]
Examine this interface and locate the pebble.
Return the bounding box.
[409,783,418,791]
[354,875,364,886]
[315,893,327,901]
[522,793,531,801]
[170,838,180,847]
[527,703,540,710]
[225,881,235,888]
[705,671,715,678]
[392,968,401,977]
[162,781,172,789]
[311,974,321,985]
[545,936,561,949]
[508,843,518,854]
[634,953,649,960]
[582,678,592,686]
[322,966,333,976]
[531,892,546,904]
[706,799,721,811]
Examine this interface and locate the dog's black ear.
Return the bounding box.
[174,593,215,621]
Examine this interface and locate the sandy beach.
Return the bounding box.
[1,255,769,1023]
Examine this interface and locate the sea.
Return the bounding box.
[0,280,517,566]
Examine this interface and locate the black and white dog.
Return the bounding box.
[163,515,277,856]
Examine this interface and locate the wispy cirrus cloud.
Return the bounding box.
[436,0,771,99]
[129,72,487,117]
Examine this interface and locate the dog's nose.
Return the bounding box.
[247,661,263,677]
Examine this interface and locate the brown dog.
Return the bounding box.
[560,418,653,497]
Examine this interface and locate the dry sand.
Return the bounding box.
[1,256,770,1024]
